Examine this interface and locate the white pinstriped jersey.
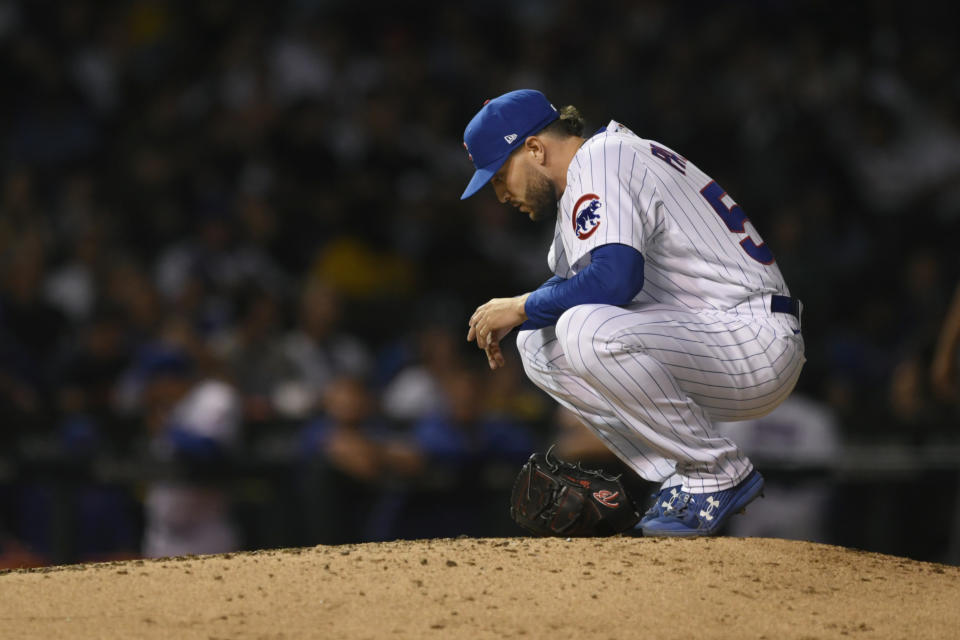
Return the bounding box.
[547,121,790,315]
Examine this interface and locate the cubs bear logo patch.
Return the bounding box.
[573,193,602,240]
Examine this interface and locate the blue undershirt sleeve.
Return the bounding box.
[516,275,563,331]
[520,244,645,330]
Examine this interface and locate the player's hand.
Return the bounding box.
[468,295,529,369]
[468,295,529,348]
[482,328,510,369]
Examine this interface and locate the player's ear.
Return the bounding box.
[524,136,547,165]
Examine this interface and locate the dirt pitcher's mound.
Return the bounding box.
[1,537,958,639]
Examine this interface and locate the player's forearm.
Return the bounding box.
[522,243,645,329]
[516,276,561,331]
[515,292,530,321]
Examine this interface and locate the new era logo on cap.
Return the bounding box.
[460,89,561,200]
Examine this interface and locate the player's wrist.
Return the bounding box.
[517,293,530,321]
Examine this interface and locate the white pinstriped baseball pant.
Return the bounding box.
[516,298,805,493]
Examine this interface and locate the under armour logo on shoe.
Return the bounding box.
[661,487,683,513]
[699,496,721,522]
[504,133,518,144]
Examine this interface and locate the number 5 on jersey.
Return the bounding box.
[649,143,774,265]
[700,181,774,265]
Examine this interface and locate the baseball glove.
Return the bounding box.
[510,447,641,536]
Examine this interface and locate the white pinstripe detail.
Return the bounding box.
[519,302,803,492]
[517,328,676,480]
[554,124,790,312]
[527,121,805,495]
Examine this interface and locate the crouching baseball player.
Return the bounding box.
[461,90,805,537]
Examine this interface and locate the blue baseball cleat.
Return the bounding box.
[640,470,765,537]
[638,485,683,528]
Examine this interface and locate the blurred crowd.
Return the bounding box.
[1,0,959,565]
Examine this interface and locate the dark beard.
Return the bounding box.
[525,172,558,221]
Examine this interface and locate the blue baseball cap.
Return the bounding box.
[460,89,559,200]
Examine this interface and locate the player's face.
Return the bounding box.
[491,152,557,221]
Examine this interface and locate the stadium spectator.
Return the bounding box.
[381,325,464,424]
[273,278,372,419]
[377,367,536,539]
[139,347,243,559]
[298,375,392,544]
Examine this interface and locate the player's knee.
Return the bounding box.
[515,328,556,388]
[554,307,578,357]
[515,329,536,365]
[556,304,607,365]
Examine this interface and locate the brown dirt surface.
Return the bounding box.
[1,537,958,639]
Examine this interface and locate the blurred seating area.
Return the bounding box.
[1,1,959,566]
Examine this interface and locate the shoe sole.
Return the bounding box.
[640,473,765,538]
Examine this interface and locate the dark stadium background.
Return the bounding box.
[1,0,958,566]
